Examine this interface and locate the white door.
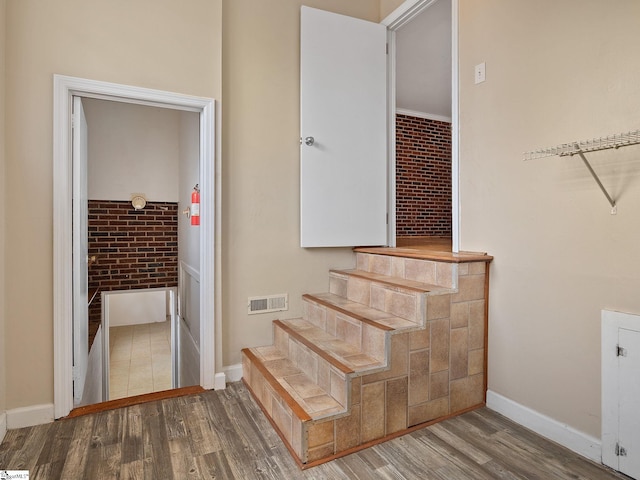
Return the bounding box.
[300,6,388,247]
[72,96,89,405]
[618,327,640,479]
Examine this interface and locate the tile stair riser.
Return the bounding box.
[329,270,426,325]
[302,299,328,331]
[301,295,388,363]
[356,252,458,289]
[243,251,491,466]
[273,321,350,408]
[328,271,348,297]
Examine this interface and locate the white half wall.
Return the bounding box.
[107,289,168,327]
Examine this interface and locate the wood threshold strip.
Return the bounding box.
[331,269,433,294]
[273,320,355,375]
[242,348,312,422]
[65,385,205,419]
[302,294,395,332]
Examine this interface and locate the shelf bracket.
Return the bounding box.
[570,145,617,214]
[524,129,640,215]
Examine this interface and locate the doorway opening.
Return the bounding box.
[80,97,198,406]
[53,75,217,419]
[384,0,459,253]
[103,288,176,401]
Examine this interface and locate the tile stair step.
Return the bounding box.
[242,347,344,421]
[303,292,421,331]
[332,268,448,294]
[329,269,450,325]
[242,250,491,465]
[276,318,385,374]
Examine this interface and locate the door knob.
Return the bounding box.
[304,136,315,146]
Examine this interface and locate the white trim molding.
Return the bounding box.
[396,108,452,123]
[0,411,6,443]
[223,363,243,383]
[214,372,227,390]
[53,75,217,418]
[381,0,440,28]
[7,404,54,430]
[487,390,602,463]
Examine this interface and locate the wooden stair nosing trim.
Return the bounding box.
[302,294,394,332]
[242,378,309,468]
[331,269,433,294]
[273,320,355,375]
[353,246,494,264]
[242,347,312,422]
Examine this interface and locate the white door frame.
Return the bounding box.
[53,75,217,418]
[382,0,460,252]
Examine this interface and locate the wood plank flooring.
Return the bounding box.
[0,382,630,479]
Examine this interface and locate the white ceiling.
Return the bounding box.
[395,0,452,119]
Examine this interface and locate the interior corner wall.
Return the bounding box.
[4,0,221,411]
[379,0,404,20]
[458,0,640,439]
[221,0,379,367]
[0,0,7,422]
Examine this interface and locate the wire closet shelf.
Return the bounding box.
[523,129,640,214]
[524,130,640,161]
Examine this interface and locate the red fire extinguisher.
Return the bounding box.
[191,184,200,226]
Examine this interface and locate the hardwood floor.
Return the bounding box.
[0,382,630,479]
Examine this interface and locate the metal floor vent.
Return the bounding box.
[248,293,288,315]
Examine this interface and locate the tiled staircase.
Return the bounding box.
[242,248,492,467]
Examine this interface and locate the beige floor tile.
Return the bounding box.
[107,321,172,400]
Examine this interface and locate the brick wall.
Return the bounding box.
[396,114,452,237]
[87,200,178,346]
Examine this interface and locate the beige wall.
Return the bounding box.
[221,0,379,366]
[0,0,6,417]
[459,0,640,438]
[4,0,221,409]
[380,0,404,20]
[7,0,630,447]
[2,0,382,411]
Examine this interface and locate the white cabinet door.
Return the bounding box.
[602,310,640,479]
[300,6,388,247]
[618,327,640,479]
[72,96,89,406]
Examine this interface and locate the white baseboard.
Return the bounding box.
[0,411,6,443]
[486,390,602,462]
[213,372,226,390]
[6,403,54,430]
[223,363,243,383]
